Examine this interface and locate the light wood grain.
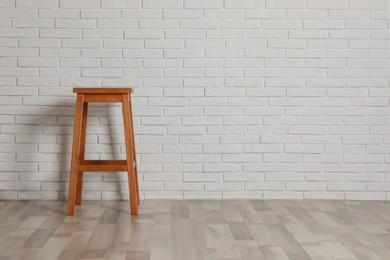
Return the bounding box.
[73,88,133,94]
[2,200,390,259]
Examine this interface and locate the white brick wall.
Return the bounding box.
[0,0,389,201]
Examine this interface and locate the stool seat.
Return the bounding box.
[73,88,133,94]
[67,87,139,216]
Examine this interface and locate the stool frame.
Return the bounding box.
[67,88,139,216]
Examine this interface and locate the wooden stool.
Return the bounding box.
[67,88,139,216]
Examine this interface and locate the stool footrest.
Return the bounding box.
[79,160,128,172]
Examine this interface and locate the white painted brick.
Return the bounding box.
[247,10,285,19]
[56,19,95,29]
[166,29,205,39]
[145,39,183,48]
[261,135,300,144]
[307,39,348,49]
[289,30,328,39]
[304,20,344,29]
[328,183,366,191]
[248,29,287,39]
[286,182,325,191]
[221,20,261,29]
[98,19,137,29]
[0,1,388,202]
[17,0,58,8]
[226,0,265,8]
[164,49,203,58]
[164,10,202,19]
[207,126,246,135]
[83,29,123,39]
[122,10,161,19]
[206,29,246,39]
[185,0,222,8]
[205,182,243,191]
[244,163,283,172]
[346,173,383,182]
[143,0,182,8]
[184,59,222,68]
[306,173,343,182]
[0,9,34,18]
[245,182,284,191]
[307,0,347,9]
[262,19,302,29]
[266,0,305,9]
[287,10,327,19]
[205,49,244,58]
[59,0,99,8]
[0,0,14,7]
[0,39,17,47]
[13,18,53,28]
[204,10,244,19]
[205,68,243,77]
[40,29,80,39]
[330,30,369,39]
[180,20,219,29]
[101,0,141,8]
[0,182,39,190]
[139,19,178,29]
[0,192,17,200]
[349,0,389,10]
[18,191,59,200]
[165,182,204,191]
[0,28,35,39]
[329,10,369,19]
[81,10,121,18]
[265,173,304,181]
[263,154,301,163]
[345,20,387,29]
[370,10,390,20]
[103,39,142,49]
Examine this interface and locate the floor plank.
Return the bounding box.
[1,200,390,259]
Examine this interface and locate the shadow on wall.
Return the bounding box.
[18,99,127,201]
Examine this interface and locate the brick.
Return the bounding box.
[185,0,223,8]
[226,0,265,8]
[17,0,58,8]
[164,10,202,18]
[101,0,141,8]
[266,0,305,9]
[0,1,388,201]
[181,19,219,29]
[247,10,285,18]
[307,0,347,9]
[287,10,327,19]
[205,10,244,18]
[143,0,182,8]
[60,0,99,8]
[349,0,389,9]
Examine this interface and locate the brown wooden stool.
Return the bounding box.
[67,88,139,215]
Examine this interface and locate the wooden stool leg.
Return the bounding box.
[67,94,85,216]
[122,94,138,215]
[75,102,88,205]
[128,96,140,205]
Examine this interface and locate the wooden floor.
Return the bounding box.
[1,200,390,260]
